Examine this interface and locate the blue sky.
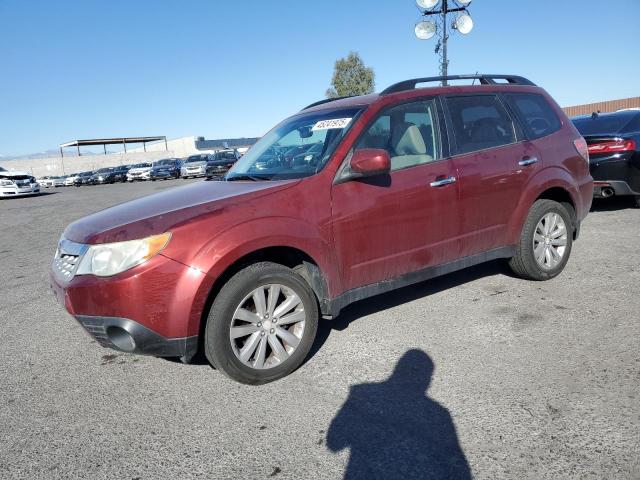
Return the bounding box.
[0,0,638,156]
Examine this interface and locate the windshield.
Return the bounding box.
[186,155,209,163]
[97,168,112,173]
[154,159,176,166]
[572,113,637,135]
[213,151,237,160]
[226,107,362,180]
[0,167,6,172]
[131,163,151,168]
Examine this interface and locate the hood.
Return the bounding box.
[183,161,207,167]
[63,179,298,244]
[129,167,152,173]
[0,170,32,179]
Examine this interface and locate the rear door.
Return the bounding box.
[331,98,461,292]
[444,94,540,257]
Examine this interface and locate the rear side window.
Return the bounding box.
[506,93,561,139]
[445,95,516,155]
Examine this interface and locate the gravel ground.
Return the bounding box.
[0,180,638,479]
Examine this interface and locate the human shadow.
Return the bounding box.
[327,349,472,480]
[309,260,510,360]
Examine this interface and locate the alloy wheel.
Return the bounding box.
[533,212,567,270]
[229,284,306,370]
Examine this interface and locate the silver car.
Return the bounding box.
[180,154,211,178]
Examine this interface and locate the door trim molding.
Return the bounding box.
[325,246,516,317]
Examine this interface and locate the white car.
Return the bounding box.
[0,166,40,197]
[64,174,79,186]
[126,163,152,181]
[40,176,65,188]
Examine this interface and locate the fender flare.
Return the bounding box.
[185,217,341,334]
[506,166,580,245]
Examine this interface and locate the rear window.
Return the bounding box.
[445,95,516,155]
[572,112,639,136]
[505,93,561,139]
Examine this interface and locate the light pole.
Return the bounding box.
[414,0,475,85]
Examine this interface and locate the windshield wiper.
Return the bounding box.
[225,174,270,182]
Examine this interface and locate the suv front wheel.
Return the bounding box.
[509,199,573,281]
[204,262,319,384]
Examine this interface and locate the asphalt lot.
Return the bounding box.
[0,180,638,479]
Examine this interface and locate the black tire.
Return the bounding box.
[204,262,319,385]
[633,196,640,209]
[509,199,573,281]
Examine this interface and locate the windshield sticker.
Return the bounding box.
[312,118,352,131]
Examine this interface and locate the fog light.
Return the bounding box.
[106,327,136,352]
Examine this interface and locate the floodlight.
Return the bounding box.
[416,0,439,9]
[454,14,474,34]
[457,0,472,5]
[415,20,437,40]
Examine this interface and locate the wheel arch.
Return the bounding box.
[507,168,581,244]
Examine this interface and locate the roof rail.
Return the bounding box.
[381,74,536,95]
[302,95,355,111]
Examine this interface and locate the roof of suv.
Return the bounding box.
[303,74,542,113]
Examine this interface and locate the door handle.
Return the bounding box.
[518,156,539,166]
[430,176,457,187]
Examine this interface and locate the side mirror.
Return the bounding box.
[350,149,391,177]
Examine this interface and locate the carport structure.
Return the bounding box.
[59,136,168,157]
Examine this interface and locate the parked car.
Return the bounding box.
[126,163,152,182]
[65,174,79,186]
[180,154,211,178]
[50,74,593,384]
[90,166,129,184]
[73,171,94,186]
[89,167,114,185]
[40,176,65,188]
[1,166,40,197]
[150,158,182,181]
[205,150,241,179]
[572,110,640,207]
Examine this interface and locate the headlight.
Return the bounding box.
[0,180,14,186]
[76,232,171,277]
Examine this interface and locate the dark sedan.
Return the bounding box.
[205,150,241,180]
[572,110,640,207]
[150,158,181,181]
[89,166,129,184]
[73,171,95,186]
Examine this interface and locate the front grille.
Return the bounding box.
[52,238,88,282]
[53,254,79,281]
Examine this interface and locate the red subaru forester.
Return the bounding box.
[50,74,593,384]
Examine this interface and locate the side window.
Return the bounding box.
[445,95,516,155]
[355,99,440,171]
[506,93,561,139]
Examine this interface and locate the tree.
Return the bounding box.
[326,52,375,99]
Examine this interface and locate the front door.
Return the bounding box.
[331,98,461,292]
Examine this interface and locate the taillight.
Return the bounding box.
[573,137,589,163]
[587,138,636,154]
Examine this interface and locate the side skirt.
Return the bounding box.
[326,246,516,317]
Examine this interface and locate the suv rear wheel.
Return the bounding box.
[204,262,319,384]
[509,199,573,280]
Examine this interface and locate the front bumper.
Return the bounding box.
[50,249,210,358]
[74,315,198,357]
[150,170,176,179]
[205,165,231,177]
[181,167,206,177]
[127,172,151,181]
[0,184,40,197]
